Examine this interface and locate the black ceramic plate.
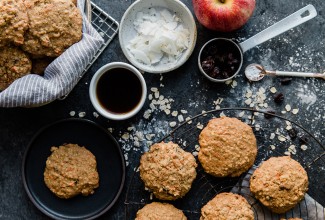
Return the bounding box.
[22,118,125,220]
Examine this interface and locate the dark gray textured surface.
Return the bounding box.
[0,0,324,219]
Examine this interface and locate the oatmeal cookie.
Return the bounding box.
[44,143,99,199]
[135,202,187,220]
[198,117,257,177]
[250,156,308,214]
[22,0,82,57]
[139,142,197,200]
[0,0,29,47]
[280,218,302,220]
[200,192,254,220]
[0,46,32,91]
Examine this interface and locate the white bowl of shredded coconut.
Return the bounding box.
[119,0,197,74]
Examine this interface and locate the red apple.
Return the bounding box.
[192,0,256,32]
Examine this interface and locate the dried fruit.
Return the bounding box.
[264,109,275,119]
[287,128,297,139]
[274,93,284,103]
[280,78,292,85]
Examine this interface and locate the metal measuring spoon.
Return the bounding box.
[245,63,325,82]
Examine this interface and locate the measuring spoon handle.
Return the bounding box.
[267,70,323,78]
[240,4,317,53]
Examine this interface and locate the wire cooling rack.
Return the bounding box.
[125,108,325,220]
[82,2,119,73]
[59,2,119,100]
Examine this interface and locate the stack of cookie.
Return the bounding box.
[0,0,82,91]
[136,116,308,220]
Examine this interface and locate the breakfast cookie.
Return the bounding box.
[250,156,308,214]
[0,0,29,47]
[200,192,254,220]
[0,46,32,91]
[135,202,187,220]
[22,0,82,57]
[198,117,257,177]
[44,143,99,199]
[139,142,197,200]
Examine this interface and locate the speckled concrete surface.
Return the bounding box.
[0,0,324,219]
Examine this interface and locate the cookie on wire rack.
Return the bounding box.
[198,116,257,177]
[200,192,254,220]
[139,141,197,200]
[250,156,308,214]
[135,202,187,220]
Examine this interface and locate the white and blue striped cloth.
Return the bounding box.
[0,0,104,107]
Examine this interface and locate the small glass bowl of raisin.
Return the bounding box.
[198,38,243,82]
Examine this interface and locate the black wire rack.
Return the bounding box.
[125,108,325,220]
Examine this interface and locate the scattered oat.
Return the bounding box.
[238,111,245,118]
[196,122,204,130]
[107,128,114,133]
[143,109,152,119]
[93,112,99,118]
[122,133,130,140]
[301,145,308,151]
[288,145,297,154]
[164,109,171,115]
[181,110,188,114]
[69,111,76,116]
[148,94,153,100]
[78,112,86,118]
[178,115,184,122]
[245,98,252,105]
[284,151,291,156]
[270,145,276,150]
[285,104,291,112]
[171,111,178,117]
[231,80,237,88]
[278,135,286,142]
[292,108,299,114]
[185,117,192,124]
[281,110,286,114]
[270,87,277,93]
[150,87,158,92]
[192,151,198,157]
[169,121,177,127]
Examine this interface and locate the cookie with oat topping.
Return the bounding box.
[135,202,187,220]
[0,0,29,47]
[22,0,82,57]
[200,192,254,220]
[139,141,197,200]
[250,156,308,214]
[198,117,257,177]
[0,46,32,91]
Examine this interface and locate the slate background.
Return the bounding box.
[0,0,324,219]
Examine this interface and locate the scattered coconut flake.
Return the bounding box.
[69,111,76,116]
[284,151,291,156]
[270,145,276,150]
[245,98,252,105]
[180,110,188,114]
[186,117,192,124]
[270,87,277,93]
[178,115,184,122]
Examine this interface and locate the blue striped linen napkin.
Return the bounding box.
[0,0,104,107]
[231,166,325,220]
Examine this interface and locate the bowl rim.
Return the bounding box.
[119,0,197,74]
[198,38,244,82]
